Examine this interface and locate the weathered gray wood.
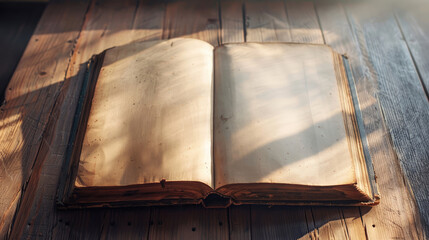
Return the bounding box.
[395,2,429,98]
[344,1,429,237]
[285,0,323,44]
[316,0,426,238]
[245,0,291,42]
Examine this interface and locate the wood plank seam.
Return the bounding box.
[145,208,152,240]
[311,0,326,46]
[312,2,367,237]
[303,207,311,236]
[248,207,252,239]
[146,199,155,238]
[309,207,319,238]
[217,0,223,44]
[130,0,140,30]
[283,1,293,42]
[392,14,429,101]
[341,2,406,236]
[3,0,426,239]
[341,2,426,238]
[377,97,425,237]
[17,0,165,237]
[226,206,231,240]
[242,1,247,42]
[338,208,352,239]
[357,207,370,239]
[7,1,93,237]
[161,1,169,40]
[7,1,94,238]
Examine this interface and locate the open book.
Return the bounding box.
[57,38,379,208]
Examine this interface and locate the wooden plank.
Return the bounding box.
[4,1,427,240]
[51,209,108,240]
[132,0,165,42]
[284,0,323,44]
[219,0,244,44]
[316,0,426,239]
[104,208,151,240]
[229,206,251,240]
[395,3,429,98]
[345,1,429,238]
[244,0,291,42]
[311,207,366,239]
[0,2,46,102]
[395,10,429,232]
[342,207,367,239]
[148,206,229,240]
[10,0,165,238]
[163,0,220,46]
[251,206,314,239]
[0,0,90,238]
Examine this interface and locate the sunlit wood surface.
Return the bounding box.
[0,0,428,239]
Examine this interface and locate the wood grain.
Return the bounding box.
[229,205,251,240]
[285,1,323,44]
[316,0,426,238]
[0,0,90,238]
[163,0,220,46]
[220,0,244,44]
[395,9,429,234]
[51,209,108,240]
[251,206,314,239]
[345,1,429,238]
[311,207,350,239]
[148,206,229,240]
[104,208,151,240]
[395,2,429,94]
[0,2,46,103]
[9,0,165,238]
[1,0,427,239]
[244,0,291,42]
[342,207,367,239]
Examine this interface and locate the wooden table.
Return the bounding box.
[1,0,428,239]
